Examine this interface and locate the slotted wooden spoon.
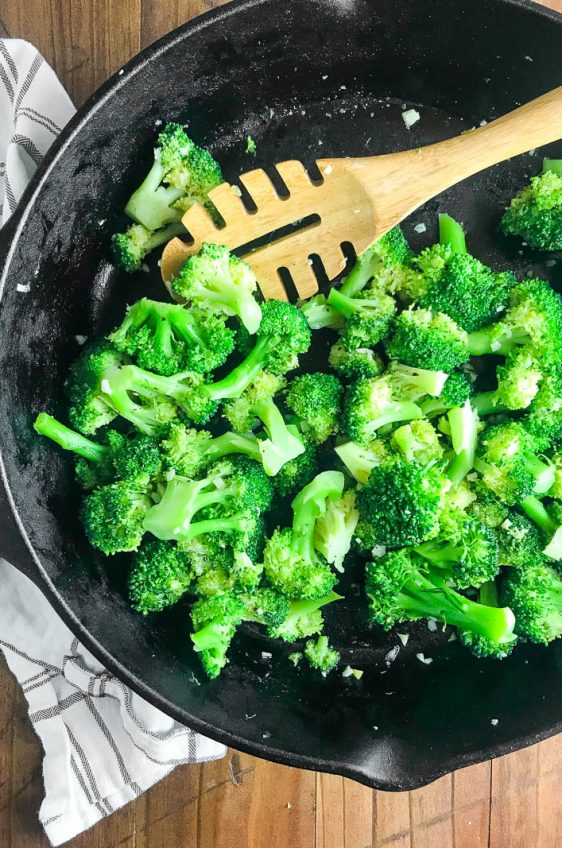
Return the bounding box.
[161,86,562,301]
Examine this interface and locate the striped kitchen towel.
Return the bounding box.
[0,40,226,847]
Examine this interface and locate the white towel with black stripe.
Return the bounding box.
[0,39,226,847]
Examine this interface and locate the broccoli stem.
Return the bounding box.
[439,214,467,255]
[471,392,507,417]
[144,477,209,539]
[521,495,557,533]
[415,541,462,566]
[125,157,184,230]
[252,398,305,475]
[143,221,185,250]
[203,431,261,465]
[34,413,108,464]
[327,288,361,317]
[479,580,499,607]
[179,514,248,541]
[339,244,381,298]
[204,335,270,400]
[291,471,344,562]
[191,621,234,652]
[543,158,562,178]
[368,402,424,438]
[467,327,528,356]
[446,402,478,484]
[525,454,555,495]
[282,592,343,626]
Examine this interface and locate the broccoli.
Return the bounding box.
[112,222,185,274]
[386,308,469,372]
[113,123,222,271]
[129,540,193,613]
[550,449,562,500]
[445,400,479,484]
[224,373,306,475]
[466,278,562,358]
[34,412,114,487]
[499,159,562,251]
[355,458,447,549]
[327,283,397,349]
[438,212,467,254]
[313,490,358,572]
[334,438,393,485]
[228,550,264,591]
[144,458,273,546]
[391,419,444,465]
[496,512,544,568]
[459,579,518,658]
[263,471,344,598]
[171,243,262,334]
[246,135,257,155]
[108,298,235,375]
[160,422,261,477]
[365,550,516,654]
[66,341,190,436]
[81,479,153,554]
[471,481,510,529]
[285,372,343,445]
[525,370,562,448]
[304,636,340,674]
[342,375,424,446]
[519,496,562,560]
[299,294,345,331]
[272,438,318,497]
[339,226,412,299]
[501,559,562,644]
[191,588,289,678]
[328,340,384,380]
[387,361,449,401]
[268,592,342,641]
[473,349,544,415]
[474,421,554,506]
[414,510,499,589]
[420,371,473,418]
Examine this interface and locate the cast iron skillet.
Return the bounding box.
[2,0,562,791]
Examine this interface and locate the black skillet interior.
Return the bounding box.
[2,0,562,790]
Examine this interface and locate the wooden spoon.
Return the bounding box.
[161,87,562,301]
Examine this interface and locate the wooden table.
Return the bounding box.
[2,0,562,844]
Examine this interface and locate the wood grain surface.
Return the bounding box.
[1,0,562,846]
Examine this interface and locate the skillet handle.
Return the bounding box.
[0,216,41,584]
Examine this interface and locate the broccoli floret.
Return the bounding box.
[459,579,518,658]
[272,438,318,497]
[246,135,257,155]
[304,635,340,673]
[224,372,306,475]
[501,559,562,644]
[112,222,184,273]
[496,512,544,567]
[438,213,467,254]
[190,592,245,678]
[171,243,262,334]
[228,551,263,591]
[108,298,234,376]
[285,373,343,445]
[129,540,193,613]
[299,294,345,331]
[334,438,393,485]
[525,370,562,448]
[474,421,554,505]
[471,481,510,529]
[194,565,234,597]
[500,161,562,251]
[340,227,412,299]
[520,496,562,560]
[342,375,423,446]
[144,458,273,546]
[550,449,562,500]
[187,301,311,420]
[387,361,449,401]
[355,459,446,549]
[474,350,544,415]
[467,278,562,359]
[268,592,342,641]
[328,340,384,380]
[313,490,359,572]
[386,308,469,372]
[413,231,515,332]
[81,479,153,554]
[327,283,397,349]
[415,510,499,589]
[391,419,444,465]
[420,371,474,418]
[263,471,344,598]
[366,550,516,652]
[160,422,261,477]
[34,412,114,487]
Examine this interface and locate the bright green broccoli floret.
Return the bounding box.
[459,579,518,658]
[355,458,446,549]
[471,481,510,529]
[160,422,261,477]
[501,559,562,644]
[299,294,345,331]
[342,375,424,446]
[327,283,397,349]
[171,243,262,334]
[391,419,444,465]
[304,636,340,673]
[34,412,114,488]
[519,497,562,561]
[525,370,562,448]
[474,350,544,415]
[272,438,318,497]
[313,490,359,572]
[366,549,516,653]
[268,593,342,641]
[328,340,384,380]
[340,227,412,299]
[420,371,474,418]
[129,540,193,613]
[387,307,469,372]
[475,421,554,505]
[246,135,257,155]
[334,438,393,485]
[108,298,234,375]
[263,471,344,598]
[81,479,153,554]
[500,161,562,251]
[496,512,544,567]
[285,372,343,445]
[415,510,499,589]
[112,222,184,273]
[224,372,305,475]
